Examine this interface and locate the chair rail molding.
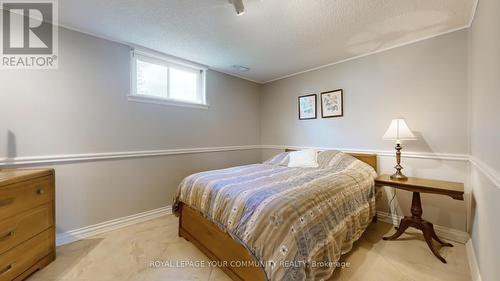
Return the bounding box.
[0,144,472,167]
[261,145,470,161]
[0,144,471,167]
[0,145,262,167]
[469,156,500,189]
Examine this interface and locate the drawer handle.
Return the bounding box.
[37,188,45,195]
[0,263,14,276]
[0,198,14,207]
[0,230,15,241]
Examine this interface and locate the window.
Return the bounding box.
[130,49,207,108]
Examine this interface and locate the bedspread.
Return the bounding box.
[174,151,377,281]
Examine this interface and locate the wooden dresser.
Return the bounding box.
[0,169,55,281]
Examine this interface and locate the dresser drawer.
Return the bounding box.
[0,204,54,255]
[0,228,54,281]
[0,176,54,221]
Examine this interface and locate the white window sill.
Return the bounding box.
[127,95,209,109]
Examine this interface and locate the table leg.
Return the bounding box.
[383,218,410,241]
[383,191,453,263]
[410,192,423,217]
[424,221,453,247]
[422,222,451,263]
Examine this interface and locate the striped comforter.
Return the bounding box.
[174,151,377,281]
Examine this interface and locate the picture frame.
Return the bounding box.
[298,94,317,120]
[321,89,343,118]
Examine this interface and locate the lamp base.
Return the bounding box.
[390,170,408,180]
[391,143,408,180]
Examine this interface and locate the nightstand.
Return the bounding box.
[375,174,464,263]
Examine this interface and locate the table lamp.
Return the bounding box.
[383,118,417,180]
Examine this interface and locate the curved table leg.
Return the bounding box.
[383,218,410,240]
[382,192,453,263]
[423,221,453,247]
[422,226,447,263]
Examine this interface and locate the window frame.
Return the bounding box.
[129,48,208,109]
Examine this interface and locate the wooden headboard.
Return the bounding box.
[285,149,378,171]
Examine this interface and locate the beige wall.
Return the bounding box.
[260,29,470,232]
[468,0,500,280]
[0,27,262,232]
[31,150,261,233]
[0,28,261,156]
[261,30,469,154]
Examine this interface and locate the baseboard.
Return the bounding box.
[56,206,172,246]
[376,211,469,243]
[466,239,483,281]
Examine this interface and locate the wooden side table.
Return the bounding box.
[375,175,464,263]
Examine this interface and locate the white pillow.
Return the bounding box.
[287,149,319,168]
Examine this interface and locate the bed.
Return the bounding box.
[174,150,378,281]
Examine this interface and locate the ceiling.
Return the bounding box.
[59,0,476,83]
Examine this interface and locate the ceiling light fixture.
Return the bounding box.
[232,65,250,72]
[229,0,245,16]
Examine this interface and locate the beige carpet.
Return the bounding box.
[28,215,471,281]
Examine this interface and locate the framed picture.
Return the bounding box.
[321,89,343,118]
[298,94,317,120]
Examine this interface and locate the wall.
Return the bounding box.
[261,29,470,232]
[0,27,262,233]
[468,0,500,280]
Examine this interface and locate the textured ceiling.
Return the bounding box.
[59,0,476,83]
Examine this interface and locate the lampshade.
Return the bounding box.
[383,119,417,142]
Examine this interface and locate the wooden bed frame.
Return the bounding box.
[178,152,378,281]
